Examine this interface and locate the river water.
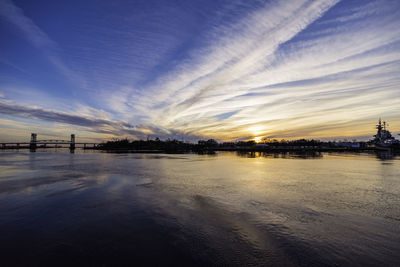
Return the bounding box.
[0,150,399,266]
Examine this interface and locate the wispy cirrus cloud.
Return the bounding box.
[0,0,85,87]
[106,1,341,120]
[119,0,400,140]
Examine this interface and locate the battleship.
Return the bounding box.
[371,118,399,150]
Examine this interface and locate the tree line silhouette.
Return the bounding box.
[96,138,400,152]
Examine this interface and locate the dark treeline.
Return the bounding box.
[97,138,194,152]
[95,138,394,152]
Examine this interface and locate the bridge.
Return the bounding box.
[1,133,99,150]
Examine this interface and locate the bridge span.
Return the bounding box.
[1,133,99,150]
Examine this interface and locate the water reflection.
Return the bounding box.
[0,151,399,266]
[197,150,217,156]
[28,147,77,153]
[236,150,323,159]
[375,151,398,160]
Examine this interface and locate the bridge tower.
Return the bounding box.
[30,133,37,149]
[70,134,75,150]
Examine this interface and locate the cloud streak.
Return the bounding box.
[0,0,84,87]
[0,101,202,141]
[0,101,130,130]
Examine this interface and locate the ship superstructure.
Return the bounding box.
[373,118,398,145]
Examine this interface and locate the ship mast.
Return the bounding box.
[376,118,382,141]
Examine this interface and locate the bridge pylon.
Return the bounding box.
[30,133,37,150]
[70,134,75,150]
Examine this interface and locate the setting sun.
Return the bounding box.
[253,136,263,143]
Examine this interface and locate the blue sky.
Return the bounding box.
[1,0,400,142]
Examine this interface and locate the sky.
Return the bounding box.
[0,0,400,143]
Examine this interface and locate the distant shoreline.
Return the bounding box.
[91,148,399,153]
[1,145,399,153]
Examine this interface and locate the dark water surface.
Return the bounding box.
[0,150,399,266]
